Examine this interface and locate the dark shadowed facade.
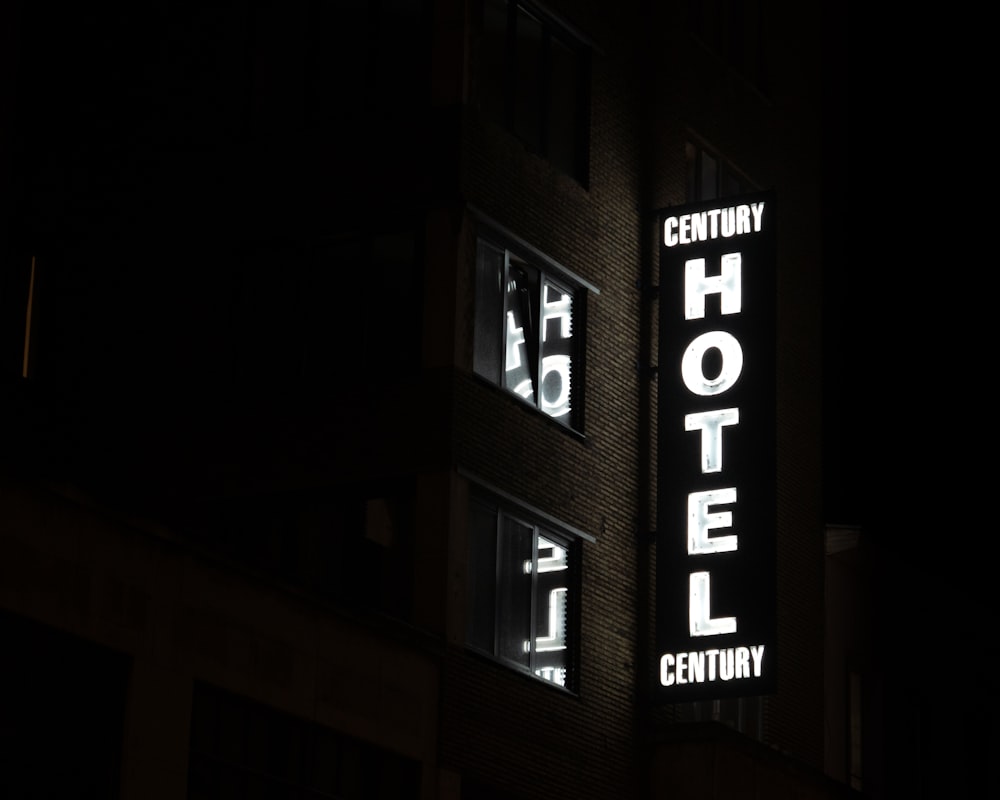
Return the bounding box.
[1,2,882,798]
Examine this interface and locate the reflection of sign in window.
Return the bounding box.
[475,237,583,429]
[467,496,578,690]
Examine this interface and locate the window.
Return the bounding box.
[466,491,581,691]
[479,0,591,183]
[677,695,763,739]
[685,140,754,202]
[685,0,768,94]
[0,611,130,799]
[188,682,421,798]
[849,670,863,790]
[473,231,592,431]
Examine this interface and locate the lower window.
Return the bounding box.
[188,682,421,798]
[466,492,580,691]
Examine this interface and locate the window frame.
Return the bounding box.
[685,138,756,202]
[471,210,598,434]
[685,0,769,95]
[463,474,592,694]
[478,0,593,184]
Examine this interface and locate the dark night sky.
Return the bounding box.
[820,1,859,530]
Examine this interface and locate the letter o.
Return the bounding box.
[681,330,743,396]
[540,354,572,418]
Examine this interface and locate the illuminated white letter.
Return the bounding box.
[690,212,707,243]
[707,208,721,238]
[736,205,751,235]
[705,648,720,681]
[719,648,735,679]
[676,652,688,684]
[689,571,737,637]
[660,653,676,686]
[681,331,743,396]
[685,408,739,473]
[750,644,765,677]
[664,217,678,247]
[685,254,741,320]
[721,207,736,238]
[735,646,751,678]
[679,214,692,245]
[750,202,765,232]
[688,650,705,683]
[688,488,738,555]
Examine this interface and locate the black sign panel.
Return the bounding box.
[655,190,777,702]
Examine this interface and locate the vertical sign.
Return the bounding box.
[656,190,777,701]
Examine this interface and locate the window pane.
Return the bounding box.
[497,516,533,668]
[538,279,573,423]
[467,498,499,654]
[534,534,569,686]
[473,240,506,384]
[481,0,509,124]
[722,168,743,198]
[546,34,582,178]
[502,260,539,404]
[700,151,718,200]
[512,6,543,152]
[474,233,583,431]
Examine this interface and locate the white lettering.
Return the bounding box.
[658,645,766,686]
[707,208,721,238]
[735,646,751,679]
[663,202,766,247]
[689,571,737,636]
[685,254,742,319]
[660,653,676,686]
[720,207,735,238]
[664,217,678,247]
[705,648,719,681]
[685,408,739,473]
[681,331,743,396]
[719,647,735,679]
[688,488,738,555]
[688,649,705,683]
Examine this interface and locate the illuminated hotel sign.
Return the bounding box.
[656,191,777,701]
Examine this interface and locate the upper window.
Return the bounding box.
[685,140,754,201]
[685,0,768,95]
[466,490,581,691]
[479,0,591,184]
[473,232,590,431]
